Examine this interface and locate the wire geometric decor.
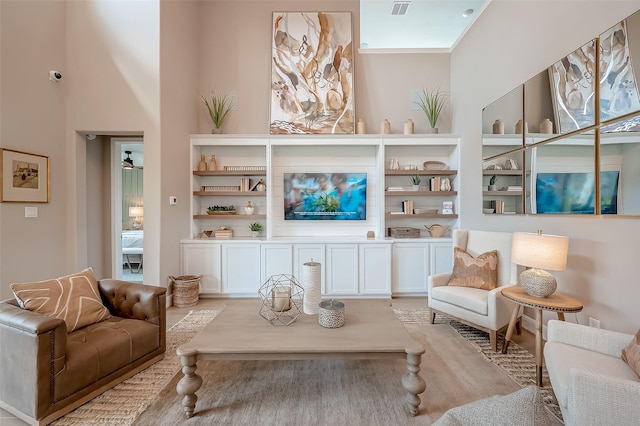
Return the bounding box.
[258,274,304,326]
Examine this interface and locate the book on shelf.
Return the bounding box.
[389,211,405,215]
[506,186,522,191]
[402,200,414,215]
[240,178,250,191]
[386,186,405,191]
[430,177,441,191]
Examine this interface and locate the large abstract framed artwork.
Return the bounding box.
[0,148,50,203]
[548,39,597,134]
[270,12,354,134]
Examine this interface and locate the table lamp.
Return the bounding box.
[511,230,568,297]
[129,206,144,229]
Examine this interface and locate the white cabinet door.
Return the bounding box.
[392,242,429,294]
[180,242,221,294]
[222,244,261,295]
[293,244,325,292]
[261,244,293,281]
[326,244,358,295]
[430,242,453,275]
[359,244,391,295]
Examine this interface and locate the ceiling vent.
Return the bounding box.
[391,1,410,16]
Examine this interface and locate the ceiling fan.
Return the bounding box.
[122,151,143,169]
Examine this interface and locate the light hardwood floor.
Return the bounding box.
[1,297,545,425]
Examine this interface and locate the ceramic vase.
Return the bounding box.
[540,118,553,134]
[492,119,504,134]
[381,119,391,134]
[198,154,207,171]
[209,155,217,171]
[245,201,254,215]
[356,119,366,134]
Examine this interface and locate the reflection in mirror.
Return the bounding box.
[482,85,523,136]
[600,119,640,215]
[482,151,527,215]
[599,10,640,125]
[525,70,556,144]
[548,39,597,135]
[529,133,595,214]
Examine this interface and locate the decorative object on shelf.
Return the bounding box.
[482,208,495,214]
[504,158,520,170]
[169,275,202,308]
[492,119,504,134]
[389,158,400,170]
[381,118,391,134]
[414,87,448,134]
[224,165,267,171]
[423,160,448,170]
[202,91,236,134]
[258,274,304,326]
[129,206,144,229]
[302,260,321,315]
[488,175,497,191]
[366,230,375,239]
[318,299,345,328]
[356,119,366,134]
[255,179,266,192]
[441,178,451,191]
[214,227,233,239]
[248,222,263,237]
[442,200,454,214]
[245,201,255,215]
[539,118,553,134]
[404,119,414,134]
[198,154,207,172]
[201,185,241,192]
[514,119,528,134]
[388,227,420,238]
[270,12,354,135]
[209,155,217,171]
[414,208,438,214]
[207,205,236,215]
[424,224,450,238]
[511,230,569,298]
[202,230,213,238]
[411,175,421,191]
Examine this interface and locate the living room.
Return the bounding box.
[1,0,639,424]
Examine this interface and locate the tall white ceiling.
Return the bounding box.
[360,0,489,51]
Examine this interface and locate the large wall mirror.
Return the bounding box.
[482,8,640,217]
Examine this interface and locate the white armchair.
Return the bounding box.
[544,320,640,426]
[427,230,519,351]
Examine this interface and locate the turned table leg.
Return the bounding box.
[176,354,203,418]
[402,346,426,416]
[535,308,543,386]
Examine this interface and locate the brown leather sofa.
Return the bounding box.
[0,279,166,425]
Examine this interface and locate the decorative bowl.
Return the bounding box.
[414,208,438,214]
[423,161,448,170]
[207,210,236,215]
[483,208,495,214]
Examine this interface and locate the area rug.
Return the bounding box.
[52,309,219,426]
[393,307,563,422]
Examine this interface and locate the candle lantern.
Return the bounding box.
[258,274,304,326]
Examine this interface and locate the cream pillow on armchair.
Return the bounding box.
[11,267,111,332]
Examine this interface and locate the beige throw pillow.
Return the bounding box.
[11,267,111,333]
[448,247,498,290]
[621,330,640,378]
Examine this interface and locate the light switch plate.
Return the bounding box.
[25,206,38,218]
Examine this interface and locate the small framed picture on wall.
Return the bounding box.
[0,148,50,203]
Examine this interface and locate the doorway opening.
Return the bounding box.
[113,139,144,282]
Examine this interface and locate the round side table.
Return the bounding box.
[501,285,583,386]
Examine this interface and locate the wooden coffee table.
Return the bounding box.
[176,299,426,418]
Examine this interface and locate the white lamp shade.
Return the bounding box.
[511,231,568,271]
[129,206,144,218]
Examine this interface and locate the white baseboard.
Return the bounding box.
[520,314,548,340]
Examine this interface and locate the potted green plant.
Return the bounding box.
[414,87,448,133]
[488,175,497,191]
[202,91,236,133]
[411,175,421,191]
[249,222,264,237]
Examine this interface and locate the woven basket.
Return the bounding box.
[170,275,201,308]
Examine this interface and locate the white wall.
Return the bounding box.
[452,1,640,333]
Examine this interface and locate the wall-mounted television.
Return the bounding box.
[535,171,619,214]
[284,173,366,220]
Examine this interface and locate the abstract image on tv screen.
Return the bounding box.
[284,173,366,220]
[536,171,619,214]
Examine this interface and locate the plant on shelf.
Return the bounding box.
[249,222,264,237]
[207,205,236,214]
[411,175,422,185]
[488,175,497,191]
[202,91,236,133]
[414,87,448,133]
